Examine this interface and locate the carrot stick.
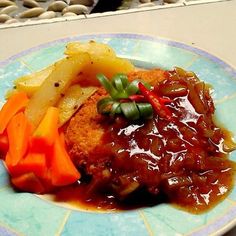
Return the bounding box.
[0,132,9,155]
[11,172,45,194]
[0,92,29,134]
[5,152,14,175]
[32,107,59,149]
[20,152,46,178]
[59,131,66,147]
[6,112,32,166]
[51,136,80,186]
[5,151,46,178]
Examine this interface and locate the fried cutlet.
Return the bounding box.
[65,69,166,164]
[65,69,166,196]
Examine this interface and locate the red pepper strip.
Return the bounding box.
[129,95,172,104]
[164,70,171,79]
[119,98,130,103]
[138,82,172,120]
[159,97,173,104]
[128,94,146,102]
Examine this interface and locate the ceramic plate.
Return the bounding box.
[0,33,236,236]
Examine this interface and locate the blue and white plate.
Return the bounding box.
[0,33,236,236]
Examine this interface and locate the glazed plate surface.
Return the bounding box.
[0,33,236,236]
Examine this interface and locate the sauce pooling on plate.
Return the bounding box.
[59,67,236,213]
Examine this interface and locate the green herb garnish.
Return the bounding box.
[97,73,153,120]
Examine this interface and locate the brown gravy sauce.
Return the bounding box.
[55,69,236,214]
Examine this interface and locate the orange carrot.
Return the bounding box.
[20,152,46,177]
[5,152,14,175]
[39,169,55,192]
[51,136,80,186]
[5,152,46,177]
[0,132,9,155]
[59,131,66,147]
[6,112,32,166]
[11,172,45,194]
[4,104,79,192]
[32,107,59,149]
[0,92,29,134]
[5,151,25,176]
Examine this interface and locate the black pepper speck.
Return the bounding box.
[54,82,60,87]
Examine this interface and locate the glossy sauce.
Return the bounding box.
[58,69,235,213]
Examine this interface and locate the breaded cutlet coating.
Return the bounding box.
[65,87,108,163]
[65,69,166,164]
[128,69,166,85]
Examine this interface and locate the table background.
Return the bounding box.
[1,0,236,65]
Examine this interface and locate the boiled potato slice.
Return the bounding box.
[14,65,53,97]
[75,55,135,86]
[65,41,134,86]
[65,41,116,58]
[25,53,90,127]
[58,85,97,126]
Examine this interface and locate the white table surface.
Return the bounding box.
[0,0,236,235]
[0,0,236,66]
[0,0,236,67]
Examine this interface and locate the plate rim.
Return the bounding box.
[0,33,236,236]
[0,33,235,78]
